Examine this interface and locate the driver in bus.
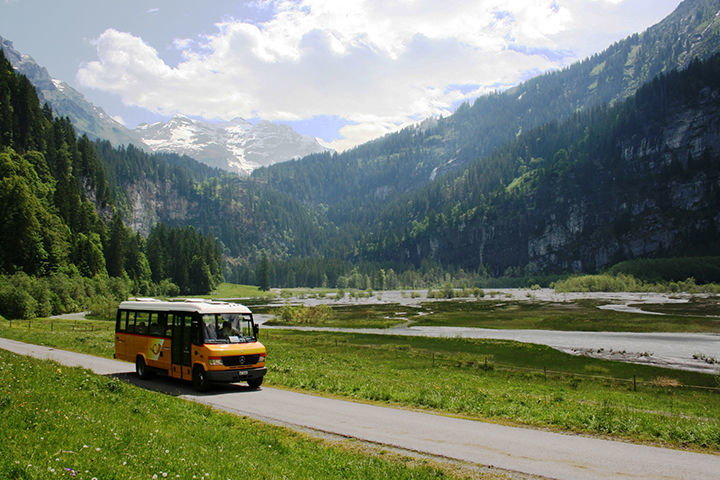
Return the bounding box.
[221,320,239,337]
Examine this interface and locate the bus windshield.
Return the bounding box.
[201,313,255,344]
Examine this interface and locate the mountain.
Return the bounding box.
[0,35,144,148]
[4,0,720,288]
[134,115,330,175]
[359,54,720,275]
[254,0,720,226]
[0,35,330,174]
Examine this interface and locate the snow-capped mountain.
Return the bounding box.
[2,35,330,174]
[135,115,331,175]
[1,35,143,148]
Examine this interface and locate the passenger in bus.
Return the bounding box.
[204,322,217,340]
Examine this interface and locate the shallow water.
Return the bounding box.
[255,289,719,373]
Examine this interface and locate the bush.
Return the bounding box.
[0,285,38,319]
[553,273,720,293]
[553,273,646,292]
[0,272,179,320]
[88,295,120,320]
[278,304,333,324]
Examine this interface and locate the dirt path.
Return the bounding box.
[2,337,719,480]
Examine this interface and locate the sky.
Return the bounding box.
[0,0,683,151]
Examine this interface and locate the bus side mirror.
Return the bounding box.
[253,325,259,338]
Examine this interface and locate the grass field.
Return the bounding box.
[262,303,407,328]
[191,282,268,299]
[2,317,719,450]
[0,349,490,480]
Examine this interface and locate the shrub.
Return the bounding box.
[0,285,37,319]
[278,304,333,324]
[553,273,646,292]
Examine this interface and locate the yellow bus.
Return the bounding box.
[114,298,266,391]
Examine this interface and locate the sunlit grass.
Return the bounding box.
[265,330,720,450]
[191,282,268,299]
[0,349,485,480]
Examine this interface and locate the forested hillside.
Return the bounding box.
[0,45,337,298]
[359,55,720,274]
[0,50,223,304]
[252,0,720,232]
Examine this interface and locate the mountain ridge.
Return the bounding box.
[254,0,720,223]
[135,114,330,175]
[0,35,332,174]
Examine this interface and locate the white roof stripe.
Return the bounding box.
[118,298,252,315]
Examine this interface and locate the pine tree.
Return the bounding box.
[258,253,270,291]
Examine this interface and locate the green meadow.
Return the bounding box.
[2,317,719,450]
[0,349,491,480]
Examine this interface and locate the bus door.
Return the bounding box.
[115,310,128,360]
[171,313,193,380]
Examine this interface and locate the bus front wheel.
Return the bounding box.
[136,356,153,379]
[192,365,210,392]
[247,377,263,389]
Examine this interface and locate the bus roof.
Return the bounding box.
[118,298,252,315]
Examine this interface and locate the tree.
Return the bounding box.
[258,253,270,291]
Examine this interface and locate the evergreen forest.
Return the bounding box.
[0,50,222,317]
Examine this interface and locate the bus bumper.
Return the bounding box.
[207,367,267,383]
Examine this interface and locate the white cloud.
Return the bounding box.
[77,0,680,150]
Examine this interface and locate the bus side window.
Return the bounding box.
[136,312,149,334]
[148,312,162,335]
[116,310,125,332]
[126,312,136,333]
[158,312,171,337]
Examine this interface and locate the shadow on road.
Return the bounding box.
[106,372,263,397]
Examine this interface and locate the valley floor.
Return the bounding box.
[256,288,720,373]
[2,337,719,480]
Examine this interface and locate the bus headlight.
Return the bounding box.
[208,357,223,366]
[258,355,266,363]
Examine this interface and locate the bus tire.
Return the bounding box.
[192,365,210,392]
[247,377,263,389]
[136,356,153,379]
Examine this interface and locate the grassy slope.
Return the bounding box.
[0,348,488,480]
[2,318,719,450]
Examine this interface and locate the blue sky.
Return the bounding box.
[1,0,682,150]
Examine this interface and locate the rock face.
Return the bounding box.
[0,35,143,148]
[135,115,331,175]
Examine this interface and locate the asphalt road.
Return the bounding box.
[2,337,719,480]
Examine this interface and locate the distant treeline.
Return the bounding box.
[608,257,720,284]
[553,273,720,294]
[225,256,564,290]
